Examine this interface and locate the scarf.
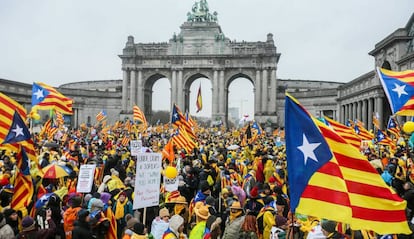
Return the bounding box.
[174,204,185,215]
[229,210,242,222]
[115,199,128,220]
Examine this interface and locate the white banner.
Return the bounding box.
[164,176,179,192]
[133,153,162,209]
[130,140,142,156]
[76,164,96,193]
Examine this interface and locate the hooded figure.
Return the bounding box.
[162,215,185,239]
[0,212,14,239]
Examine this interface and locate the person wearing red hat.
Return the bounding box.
[113,191,133,239]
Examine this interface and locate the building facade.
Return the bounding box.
[1,2,413,130]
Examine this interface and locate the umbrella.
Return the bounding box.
[43,141,59,148]
[42,164,69,179]
[226,144,240,150]
[35,193,54,209]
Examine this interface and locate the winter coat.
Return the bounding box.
[222,215,245,239]
[0,218,14,239]
[151,218,169,239]
[72,221,93,239]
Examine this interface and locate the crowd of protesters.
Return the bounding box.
[0,120,413,239]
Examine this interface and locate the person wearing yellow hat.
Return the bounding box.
[222,201,245,239]
[189,204,210,239]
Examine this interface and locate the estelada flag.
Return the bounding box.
[377,67,414,115]
[285,93,410,234]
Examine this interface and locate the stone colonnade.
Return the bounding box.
[121,67,278,123]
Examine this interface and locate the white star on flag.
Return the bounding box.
[297,134,321,165]
[34,89,44,99]
[11,124,24,137]
[392,83,408,98]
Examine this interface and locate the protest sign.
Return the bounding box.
[133,153,162,209]
[76,164,96,193]
[130,140,142,156]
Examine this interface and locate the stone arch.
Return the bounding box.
[183,72,211,113]
[225,72,255,125]
[144,73,170,122]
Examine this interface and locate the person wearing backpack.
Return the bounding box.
[63,195,83,239]
[257,197,276,239]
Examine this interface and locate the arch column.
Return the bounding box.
[261,69,268,114]
[219,70,225,117]
[212,70,219,117]
[129,69,137,109]
[269,68,277,114]
[137,69,144,110]
[171,70,177,109]
[254,70,261,116]
[122,69,129,111]
[177,70,184,110]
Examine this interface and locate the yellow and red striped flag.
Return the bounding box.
[104,208,117,239]
[11,145,34,211]
[285,93,410,234]
[32,82,73,115]
[323,116,361,149]
[55,109,65,128]
[0,92,27,143]
[96,110,107,122]
[121,135,130,147]
[377,67,414,115]
[196,83,202,113]
[133,105,147,126]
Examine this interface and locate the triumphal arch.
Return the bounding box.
[119,0,280,125]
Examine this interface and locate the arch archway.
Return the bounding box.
[144,73,170,123]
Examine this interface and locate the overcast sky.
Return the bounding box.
[0,0,412,118]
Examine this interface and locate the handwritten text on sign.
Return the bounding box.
[133,153,162,209]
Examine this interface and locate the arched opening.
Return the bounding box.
[184,73,212,126]
[227,76,254,128]
[382,60,392,70]
[146,75,171,124]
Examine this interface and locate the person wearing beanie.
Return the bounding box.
[16,209,56,239]
[3,208,19,236]
[0,212,14,238]
[162,215,185,239]
[63,195,83,239]
[321,220,343,239]
[151,208,170,239]
[222,201,245,239]
[113,191,133,239]
[97,174,112,193]
[72,209,93,238]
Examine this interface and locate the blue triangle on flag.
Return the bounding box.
[32,83,50,106]
[3,111,31,144]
